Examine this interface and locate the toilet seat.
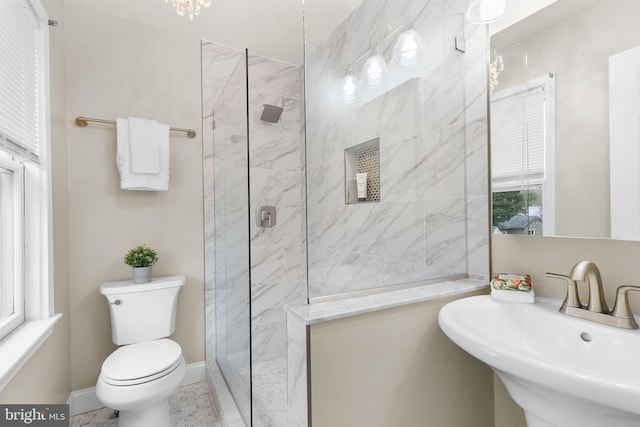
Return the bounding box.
[101,339,183,386]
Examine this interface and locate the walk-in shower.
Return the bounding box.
[202,0,488,423]
[202,40,305,426]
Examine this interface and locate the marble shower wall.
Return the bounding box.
[305,0,489,299]
[202,40,306,377]
[247,53,306,366]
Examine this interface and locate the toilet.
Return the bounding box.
[96,275,186,427]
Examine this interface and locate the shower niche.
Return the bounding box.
[345,137,381,204]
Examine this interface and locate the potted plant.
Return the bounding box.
[124,244,159,284]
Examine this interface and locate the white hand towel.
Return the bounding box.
[129,117,160,174]
[116,118,170,191]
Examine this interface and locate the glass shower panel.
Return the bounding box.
[214,51,251,426]
[205,40,303,426]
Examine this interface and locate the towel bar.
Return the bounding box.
[75,116,196,139]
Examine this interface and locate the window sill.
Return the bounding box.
[0,313,62,392]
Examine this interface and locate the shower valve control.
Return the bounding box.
[256,206,276,228]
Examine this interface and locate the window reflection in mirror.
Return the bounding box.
[490,63,555,236]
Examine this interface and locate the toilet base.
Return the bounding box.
[117,397,172,427]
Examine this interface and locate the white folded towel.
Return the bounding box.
[116,117,170,191]
[491,287,536,303]
[129,117,160,174]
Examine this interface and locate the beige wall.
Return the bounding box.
[64,0,303,64]
[64,5,204,390]
[491,233,640,426]
[0,0,72,403]
[309,290,494,427]
[490,0,557,35]
[493,373,526,427]
[1,0,206,402]
[492,234,640,303]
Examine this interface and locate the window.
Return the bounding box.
[0,0,58,390]
[490,74,555,236]
[0,157,24,339]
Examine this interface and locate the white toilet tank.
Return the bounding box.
[100,275,186,345]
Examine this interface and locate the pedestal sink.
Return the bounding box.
[438,295,640,427]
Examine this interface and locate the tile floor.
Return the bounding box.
[70,382,221,427]
[238,358,287,427]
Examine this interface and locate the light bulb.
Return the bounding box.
[393,29,424,69]
[342,74,358,103]
[466,0,506,24]
[362,55,387,88]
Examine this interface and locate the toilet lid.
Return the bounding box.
[102,339,182,383]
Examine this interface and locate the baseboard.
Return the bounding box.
[181,361,206,386]
[67,361,206,417]
[67,387,103,419]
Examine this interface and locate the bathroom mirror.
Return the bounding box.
[489,0,640,240]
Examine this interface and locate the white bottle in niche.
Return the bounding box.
[348,177,358,203]
[356,172,368,202]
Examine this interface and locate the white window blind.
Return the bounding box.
[0,0,41,161]
[0,0,57,391]
[491,83,546,188]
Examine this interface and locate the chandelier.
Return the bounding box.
[489,48,504,93]
[165,0,212,20]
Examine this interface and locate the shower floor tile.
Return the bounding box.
[70,381,222,427]
[237,358,288,427]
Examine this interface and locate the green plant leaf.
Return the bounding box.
[123,244,159,267]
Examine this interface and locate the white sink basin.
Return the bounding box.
[438,295,640,427]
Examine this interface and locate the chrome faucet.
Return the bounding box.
[546,260,640,329]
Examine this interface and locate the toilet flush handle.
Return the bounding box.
[108,299,122,305]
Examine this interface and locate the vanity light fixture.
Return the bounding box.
[165,0,212,20]
[342,73,358,103]
[392,29,424,68]
[346,26,424,96]
[362,54,387,88]
[466,0,506,24]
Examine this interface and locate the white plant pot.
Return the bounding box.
[132,266,152,284]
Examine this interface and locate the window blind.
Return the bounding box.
[491,83,546,188]
[0,0,41,160]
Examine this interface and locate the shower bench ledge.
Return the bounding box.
[284,277,488,325]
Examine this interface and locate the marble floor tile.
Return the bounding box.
[70,382,222,427]
[252,358,287,427]
[236,357,287,427]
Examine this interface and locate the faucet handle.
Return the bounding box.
[546,272,583,312]
[610,286,640,329]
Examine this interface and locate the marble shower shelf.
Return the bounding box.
[284,278,488,325]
